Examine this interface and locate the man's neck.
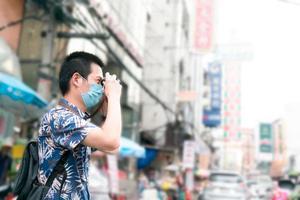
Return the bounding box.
[63,94,87,113]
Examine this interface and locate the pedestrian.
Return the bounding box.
[272,181,288,200]
[0,137,13,185]
[37,51,122,199]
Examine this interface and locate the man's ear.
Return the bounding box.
[71,73,82,88]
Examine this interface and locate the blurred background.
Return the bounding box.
[1,0,300,199]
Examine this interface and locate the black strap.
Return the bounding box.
[58,98,106,120]
[40,100,76,187]
[58,101,82,118]
[45,150,70,187]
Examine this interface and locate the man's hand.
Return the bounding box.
[103,72,122,100]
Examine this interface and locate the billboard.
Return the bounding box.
[260,123,273,153]
[203,61,222,127]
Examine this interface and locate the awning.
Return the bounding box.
[0,72,48,119]
[119,137,145,158]
[137,148,158,169]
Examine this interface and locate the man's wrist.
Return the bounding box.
[107,95,121,102]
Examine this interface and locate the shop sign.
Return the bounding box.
[12,144,25,159]
[194,0,214,51]
[260,123,273,153]
[177,91,197,102]
[183,140,196,169]
[223,64,241,140]
[203,61,222,127]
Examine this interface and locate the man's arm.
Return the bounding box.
[99,148,119,155]
[83,73,122,151]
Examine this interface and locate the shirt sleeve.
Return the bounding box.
[50,112,97,150]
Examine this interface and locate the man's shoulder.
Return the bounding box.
[41,105,85,126]
[41,106,68,122]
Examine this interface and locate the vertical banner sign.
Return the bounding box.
[260,123,273,153]
[223,63,241,140]
[194,0,213,51]
[203,61,222,127]
[107,155,119,194]
[183,140,196,169]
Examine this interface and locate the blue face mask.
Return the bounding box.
[81,83,104,109]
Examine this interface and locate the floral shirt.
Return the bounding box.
[37,98,97,200]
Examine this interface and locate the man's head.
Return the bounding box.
[59,51,105,111]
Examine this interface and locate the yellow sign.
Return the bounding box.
[12,144,25,159]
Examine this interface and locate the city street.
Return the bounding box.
[1,0,300,199]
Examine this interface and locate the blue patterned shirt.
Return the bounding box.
[37,98,97,200]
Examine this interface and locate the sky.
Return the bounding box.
[215,0,300,154]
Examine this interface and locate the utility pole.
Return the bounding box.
[37,7,55,101]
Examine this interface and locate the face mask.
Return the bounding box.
[81,83,104,109]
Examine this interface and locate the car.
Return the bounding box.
[247,174,273,199]
[198,170,249,200]
[277,179,295,197]
[200,184,248,200]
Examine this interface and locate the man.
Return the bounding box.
[37,51,122,199]
[0,137,13,185]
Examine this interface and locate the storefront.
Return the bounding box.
[0,37,48,189]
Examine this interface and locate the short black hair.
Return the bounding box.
[59,51,104,95]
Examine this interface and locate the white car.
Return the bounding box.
[198,170,249,200]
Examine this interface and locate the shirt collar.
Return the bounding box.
[58,98,88,119]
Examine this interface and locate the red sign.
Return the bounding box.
[194,0,214,51]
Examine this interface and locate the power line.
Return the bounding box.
[0,15,44,31]
[86,5,162,67]
[100,1,159,56]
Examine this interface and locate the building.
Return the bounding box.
[0,1,49,138]
[270,119,287,178]
[1,0,150,198]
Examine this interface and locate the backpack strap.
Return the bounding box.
[45,150,70,187]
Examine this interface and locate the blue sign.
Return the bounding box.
[203,109,221,127]
[203,61,222,127]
